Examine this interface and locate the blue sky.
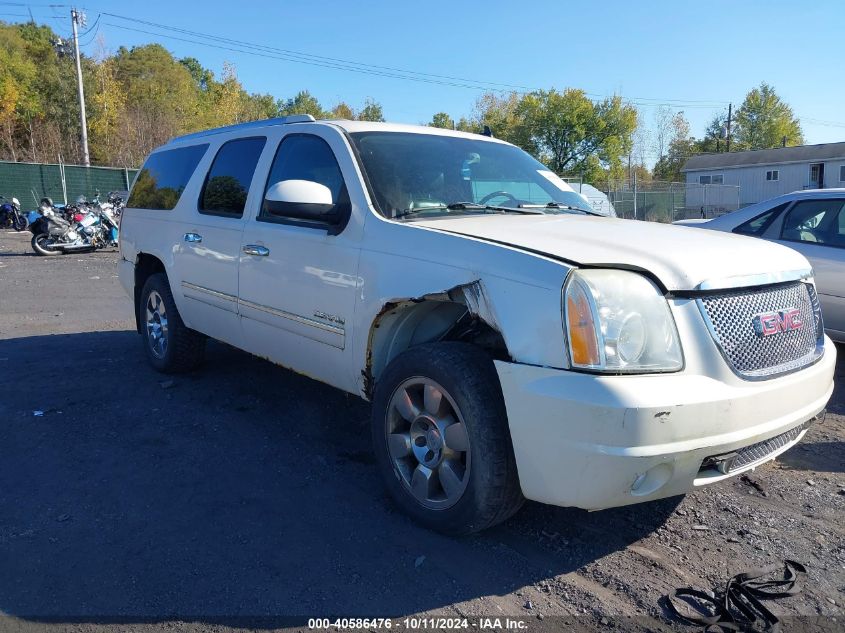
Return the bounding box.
[5,0,845,160]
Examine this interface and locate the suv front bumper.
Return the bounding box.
[495,337,836,510]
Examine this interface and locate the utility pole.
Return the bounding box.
[70,8,90,166]
[725,103,732,153]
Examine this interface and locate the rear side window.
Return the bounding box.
[199,137,266,218]
[733,202,790,236]
[128,144,208,210]
[781,198,845,245]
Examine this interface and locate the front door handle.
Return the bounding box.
[183,232,203,243]
[243,244,270,257]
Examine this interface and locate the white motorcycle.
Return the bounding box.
[30,204,119,256]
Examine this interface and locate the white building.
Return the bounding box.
[682,141,845,207]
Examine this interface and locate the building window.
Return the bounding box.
[711,174,723,184]
[840,165,845,182]
[699,175,711,185]
[766,170,779,181]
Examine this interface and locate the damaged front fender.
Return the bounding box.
[354,240,573,398]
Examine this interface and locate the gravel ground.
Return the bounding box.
[0,229,842,632]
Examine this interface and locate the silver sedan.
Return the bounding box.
[675,189,845,342]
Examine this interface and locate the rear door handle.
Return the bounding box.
[183,232,203,243]
[243,244,270,256]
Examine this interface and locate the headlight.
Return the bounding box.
[563,269,683,373]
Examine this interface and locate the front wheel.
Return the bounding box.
[372,343,524,535]
[31,233,60,256]
[13,215,28,231]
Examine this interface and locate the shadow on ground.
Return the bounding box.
[777,441,844,474]
[3,329,839,626]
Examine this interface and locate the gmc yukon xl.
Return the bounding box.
[119,115,835,534]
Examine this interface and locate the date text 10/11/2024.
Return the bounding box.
[308,618,530,630]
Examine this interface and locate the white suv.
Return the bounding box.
[119,116,835,534]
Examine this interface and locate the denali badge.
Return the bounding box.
[752,308,802,337]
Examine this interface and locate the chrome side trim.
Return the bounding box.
[181,281,237,302]
[695,268,812,291]
[238,298,344,335]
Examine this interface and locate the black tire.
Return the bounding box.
[139,272,206,373]
[372,342,524,535]
[31,233,60,256]
[13,215,28,231]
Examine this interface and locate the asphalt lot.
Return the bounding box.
[0,228,843,632]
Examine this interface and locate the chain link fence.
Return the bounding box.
[599,180,740,223]
[0,160,138,209]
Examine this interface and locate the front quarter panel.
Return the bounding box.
[353,216,573,396]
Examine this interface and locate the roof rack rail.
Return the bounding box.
[169,114,316,143]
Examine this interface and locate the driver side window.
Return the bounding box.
[260,134,349,223]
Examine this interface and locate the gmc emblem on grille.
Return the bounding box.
[752,308,803,337]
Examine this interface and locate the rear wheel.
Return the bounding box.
[372,342,524,535]
[140,273,205,373]
[31,233,60,256]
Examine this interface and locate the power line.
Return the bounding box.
[102,12,537,93]
[78,21,98,46]
[4,7,734,110]
[102,22,532,92]
[99,11,730,109]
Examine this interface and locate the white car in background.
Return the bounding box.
[675,189,845,343]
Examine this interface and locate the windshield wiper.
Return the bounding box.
[518,202,603,216]
[394,202,537,220]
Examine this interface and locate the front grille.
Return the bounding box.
[697,281,821,379]
[729,425,804,472]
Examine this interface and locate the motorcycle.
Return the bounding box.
[105,191,126,218]
[30,204,119,256]
[0,196,29,231]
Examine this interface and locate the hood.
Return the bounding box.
[413,214,811,292]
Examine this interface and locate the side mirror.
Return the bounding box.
[264,179,339,223]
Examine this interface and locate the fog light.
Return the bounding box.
[630,463,673,496]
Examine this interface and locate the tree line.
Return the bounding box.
[0,20,805,183]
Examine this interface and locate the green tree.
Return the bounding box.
[732,83,803,150]
[429,112,455,129]
[473,91,526,146]
[278,90,325,118]
[455,117,481,134]
[89,58,126,164]
[694,111,729,154]
[330,102,354,119]
[356,97,384,122]
[516,89,637,180]
[179,56,213,92]
[211,61,246,126]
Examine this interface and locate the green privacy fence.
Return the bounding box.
[0,160,138,209]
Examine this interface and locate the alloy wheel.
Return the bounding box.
[145,290,169,359]
[385,377,471,510]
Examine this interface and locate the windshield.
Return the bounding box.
[349,131,593,219]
